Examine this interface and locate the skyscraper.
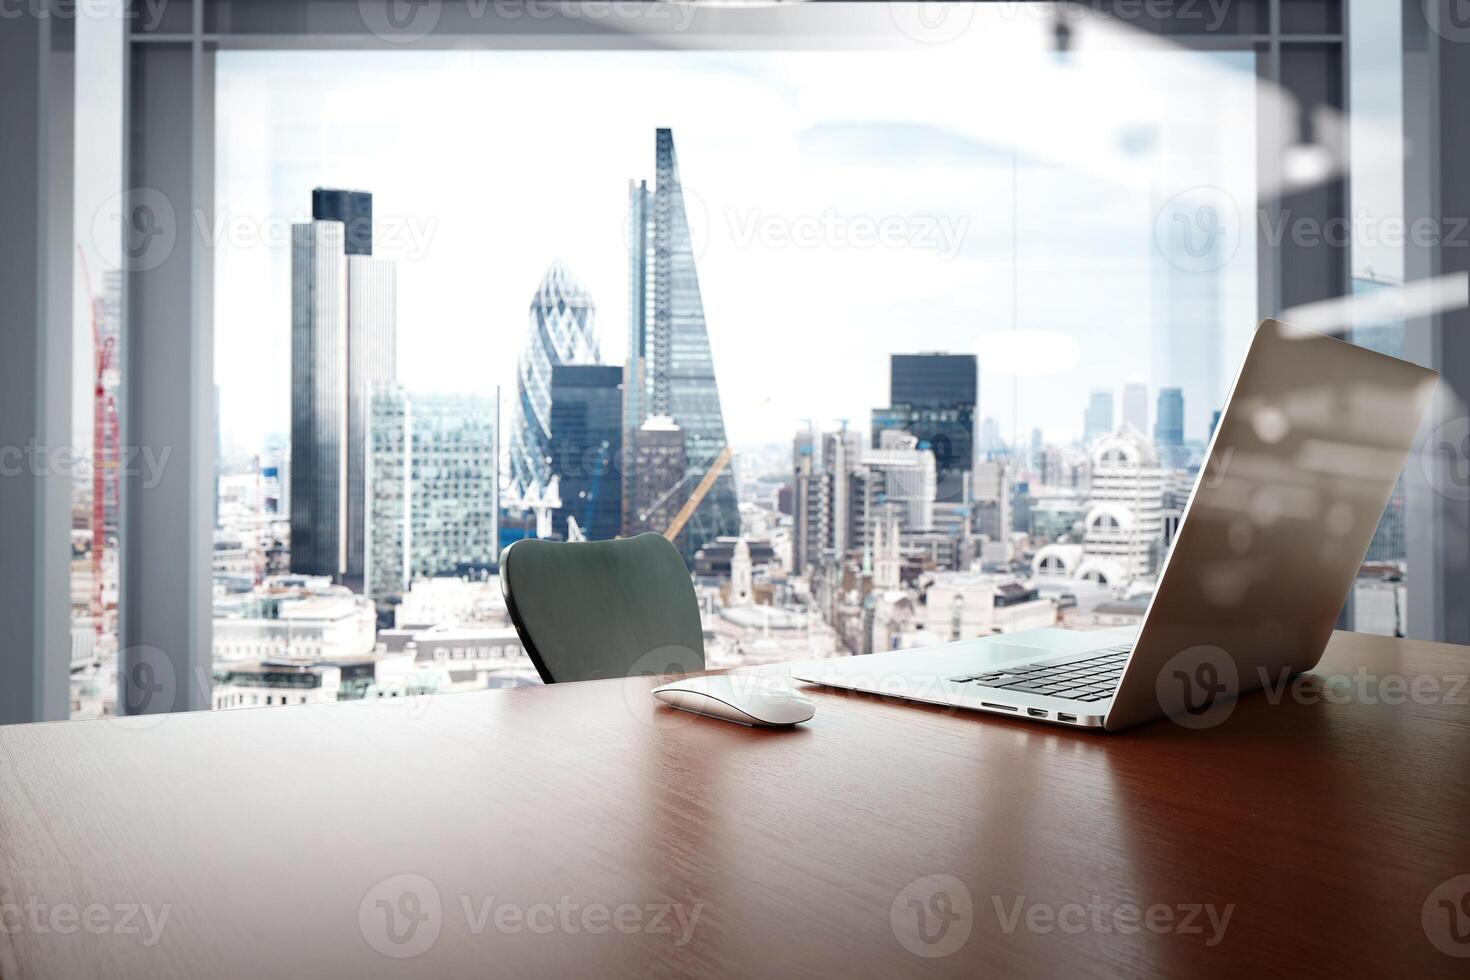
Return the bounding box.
[791,427,825,575]
[291,188,397,589]
[510,261,600,498]
[1122,381,1149,435]
[1154,387,1185,465]
[549,365,624,542]
[311,188,373,257]
[872,353,976,504]
[366,386,499,600]
[627,416,689,552]
[861,430,937,535]
[624,128,740,557]
[790,427,863,574]
[1082,388,1114,446]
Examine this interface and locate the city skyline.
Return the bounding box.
[213,48,1260,459]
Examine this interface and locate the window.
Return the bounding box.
[28,1,1459,726]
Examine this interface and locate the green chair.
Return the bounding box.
[499,533,706,683]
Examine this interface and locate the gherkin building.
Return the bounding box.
[510,261,601,494]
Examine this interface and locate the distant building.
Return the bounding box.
[693,537,777,579]
[1083,388,1114,446]
[728,539,754,605]
[1076,428,1167,586]
[624,129,740,555]
[860,431,937,534]
[872,352,976,504]
[791,427,826,575]
[212,659,379,710]
[1092,596,1150,627]
[971,458,1010,554]
[290,187,397,589]
[548,364,623,542]
[1154,387,1185,466]
[509,261,600,498]
[366,387,499,600]
[1123,381,1149,435]
[911,572,1056,642]
[627,416,688,547]
[212,577,377,663]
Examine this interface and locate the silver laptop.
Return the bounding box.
[791,319,1438,731]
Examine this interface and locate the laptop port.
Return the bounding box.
[980,702,1017,712]
[1027,708,1047,718]
[1057,713,1077,723]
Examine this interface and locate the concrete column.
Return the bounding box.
[0,5,75,725]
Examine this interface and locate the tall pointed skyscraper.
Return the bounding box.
[624,128,739,555]
[510,261,600,496]
[290,188,396,590]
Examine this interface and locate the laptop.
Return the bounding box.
[790,319,1439,731]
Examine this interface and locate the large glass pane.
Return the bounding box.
[211,28,1259,689]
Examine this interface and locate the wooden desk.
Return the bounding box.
[2,631,1469,978]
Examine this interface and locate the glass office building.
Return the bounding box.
[289,190,397,590]
[509,261,601,497]
[872,354,977,505]
[1153,387,1185,467]
[1082,388,1115,447]
[624,128,740,555]
[549,365,624,542]
[367,387,499,600]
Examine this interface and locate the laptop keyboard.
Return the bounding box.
[949,644,1132,703]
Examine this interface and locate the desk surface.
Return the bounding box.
[2,630,1469,978]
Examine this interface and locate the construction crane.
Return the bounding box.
[79,249,120,642]
[664,446,734,543]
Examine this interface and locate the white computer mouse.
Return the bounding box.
[651,674,816,727]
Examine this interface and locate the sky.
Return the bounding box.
[201,30,1266,456]
[65,4,1411,463]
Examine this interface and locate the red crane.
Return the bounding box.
[79,249,120,640]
